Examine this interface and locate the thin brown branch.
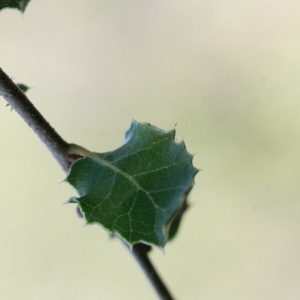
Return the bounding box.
[131,243,175,300]
[0,68,71,172]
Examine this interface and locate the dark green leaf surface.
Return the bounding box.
[0,0,31,13]
[66,121,198,248]
[16,83,30,93]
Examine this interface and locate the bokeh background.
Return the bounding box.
[1,1,300,299]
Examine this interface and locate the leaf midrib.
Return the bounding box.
[89,153,165,211]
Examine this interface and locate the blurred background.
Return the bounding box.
[1,1,300,299]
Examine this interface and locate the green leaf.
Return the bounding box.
[66,120,198,248]
[0,0,31,13]
[167,192,189,242]
[16,83,30,93]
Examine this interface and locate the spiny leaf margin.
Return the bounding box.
[66,120,198,248]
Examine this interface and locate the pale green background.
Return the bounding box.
[1,1,300,299]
